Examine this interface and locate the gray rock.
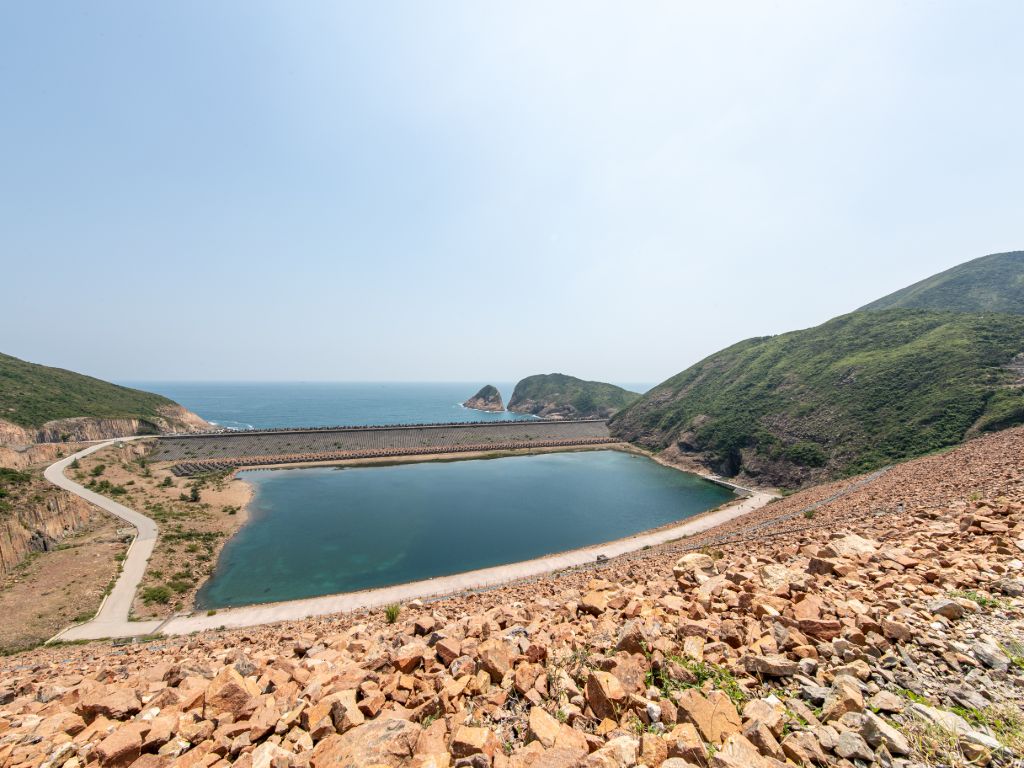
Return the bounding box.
[836,731,874,761]
[994,578,1023,597]
[646,701,662,724]
[946,684,990,712]
[972,638,1010,672]
[800,684,831,707]
[905,702,1003,755]
[798,658,819,677]
[863,711,911,756]
[813,724,840,751]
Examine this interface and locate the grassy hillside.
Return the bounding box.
[610,310,1024,486]
[508,374,640,419]
[860,251,1024,314]
[0,352,178,428]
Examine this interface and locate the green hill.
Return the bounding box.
[610,310,1024,487]
[508,374,640,419]
[860,251,1024,314]
[0,352,187,429]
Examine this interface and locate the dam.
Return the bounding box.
[151,418,616,475]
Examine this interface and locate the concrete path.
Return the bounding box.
[46,439,164,641]
[46,438,776,640]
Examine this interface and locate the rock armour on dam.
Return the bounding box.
[150,419,612,465]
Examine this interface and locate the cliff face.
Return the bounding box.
[462,385,504,412]
[0,443,83,471]
[0,488,95,575]
[0,405,210,449]
[0,351,212,447]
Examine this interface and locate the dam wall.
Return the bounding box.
[150,419,616,475]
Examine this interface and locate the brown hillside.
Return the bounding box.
[1,428,1022,767]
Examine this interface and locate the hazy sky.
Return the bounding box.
[2,2,1022,384]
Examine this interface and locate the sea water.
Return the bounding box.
[123,381,653,430]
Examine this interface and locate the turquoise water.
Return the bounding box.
[195,450,734,608]
[121,382,654,430]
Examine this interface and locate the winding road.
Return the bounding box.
[47,439,163,640]
[46,438,776,641]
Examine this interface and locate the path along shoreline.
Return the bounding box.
[49,438,777,641]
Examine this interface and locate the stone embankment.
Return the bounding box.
[169,438,620,477]
[1,427,1022,768]
[150,420,615,475]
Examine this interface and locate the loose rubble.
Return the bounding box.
[2,427,1023,768]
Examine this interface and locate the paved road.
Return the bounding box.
[46,439,163,641]
[45,439,775,640]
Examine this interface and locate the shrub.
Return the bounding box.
[90,464,106,477]
[142,585,172,605]
[785,442,828,468]
[384,603,401,624]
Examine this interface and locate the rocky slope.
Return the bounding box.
[611,309,1024,488]
[0,469,95,576]
[1,425,1021,768]
[0,352,210,447]
[860,250,1024,314]
[509,375,639,419]
[464,386,505,413]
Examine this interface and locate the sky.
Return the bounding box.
[1,2,1022,384]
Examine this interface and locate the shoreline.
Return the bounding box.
[183,443,769,622]
[52,438,776,640]
[159,485,776,634]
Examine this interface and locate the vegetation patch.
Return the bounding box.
[0,351,177,428]
[611,309,1024,486]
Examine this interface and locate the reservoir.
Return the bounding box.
[195,450,735,608]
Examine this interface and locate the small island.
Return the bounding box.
[462,384,505,412]
[507,373,640,419]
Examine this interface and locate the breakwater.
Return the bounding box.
[149,419,615,476]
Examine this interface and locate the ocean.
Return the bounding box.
[121,381,653,430]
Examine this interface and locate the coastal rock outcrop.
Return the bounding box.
[0,407,210,449]
[508,373,639,419]
[462,385,504,413]
[0,351,211,448]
